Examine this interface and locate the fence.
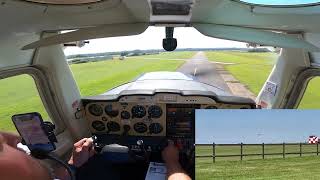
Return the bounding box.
[196,143,320,163]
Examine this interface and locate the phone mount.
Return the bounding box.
[42,121,58,144]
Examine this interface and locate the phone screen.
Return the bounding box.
[12,113,55,152]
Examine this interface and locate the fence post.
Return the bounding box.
[240,142,243,161]
[300,143,302,157]
[317,143,319,156]
[283,142,285,158]
[212,142,216,163]
[262,143,265,159]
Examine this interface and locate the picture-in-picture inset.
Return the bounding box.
[195,110,320,180]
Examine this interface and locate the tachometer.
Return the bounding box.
[148,105,163,118]
[134,122,148,133]
[88,104,103,116]
[91,121,105,131]
[105,104,119,117]
[131,105,146,118]
[107,121,120,132]
[121,111,131,119]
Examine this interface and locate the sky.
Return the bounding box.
[196,110,320,144]
[241,0,320,5]
[63,27,246,55]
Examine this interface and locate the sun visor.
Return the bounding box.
[22,23,148,50]
[194,23,320,52]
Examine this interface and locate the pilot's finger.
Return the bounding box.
[1,132,21,147]
[74,138,88,148]
[82,138,93,152]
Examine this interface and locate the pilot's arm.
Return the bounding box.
[162,141,192,180]
[55,137,95,180]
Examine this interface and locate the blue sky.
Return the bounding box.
[241,0,320,5]
[196,110,320,144]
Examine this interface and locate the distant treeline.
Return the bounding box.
[66,48,271,59]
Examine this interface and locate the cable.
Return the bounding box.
[31,149,76,180]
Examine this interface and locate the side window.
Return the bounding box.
[0,74,50,132]
[298,77,320,109]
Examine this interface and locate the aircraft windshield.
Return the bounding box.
[239,0,320,6]
[63,27,278,101]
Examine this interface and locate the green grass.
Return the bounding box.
[206,51,278,95]
[196,145,320,179]
[205,51,320,109]
[71,57,188,96]
[299,77,320,109]
[0,75,49,132]
[0,52,192,132]
[196,156,320,180]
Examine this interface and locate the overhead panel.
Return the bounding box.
[149,0,194,23]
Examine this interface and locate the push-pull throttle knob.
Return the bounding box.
[137,140,144,146]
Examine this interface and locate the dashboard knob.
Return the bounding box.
[137,140,144,146]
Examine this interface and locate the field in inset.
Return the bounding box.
[196,145,320,179]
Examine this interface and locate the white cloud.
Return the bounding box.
[64,26,246,55]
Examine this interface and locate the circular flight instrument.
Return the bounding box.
[131,105,146,118]
[88,104,103,116]
[105,104,119,117]
[91,121,105,131]
[148,105,163,118]
[107,121,121,132]
[121,111,131,119]
[149,123,163,134]
[134,122,148,133]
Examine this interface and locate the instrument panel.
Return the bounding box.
[83,93,255,136]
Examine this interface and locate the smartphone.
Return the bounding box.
[12,112,56,152]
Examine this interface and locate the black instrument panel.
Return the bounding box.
[83,93,255,137]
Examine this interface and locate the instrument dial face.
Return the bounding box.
[134,122,148,133]
[105,104,119,117]
[107,121,120,132]
[88,104,103,116]
[92,121,105,131]
[149,123,163,134]
[131,105,146,118]
[148,105,163,118]
[121,111,131,119]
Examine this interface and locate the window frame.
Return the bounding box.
[0,66,66,134]
[284,68,320,109]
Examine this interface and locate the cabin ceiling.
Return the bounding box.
[2,0,320,70]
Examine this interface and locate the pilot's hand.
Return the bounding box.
[162,140,191,180]
[161,140,179,166]
[68,138,95,167]
[0,132,21,148]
